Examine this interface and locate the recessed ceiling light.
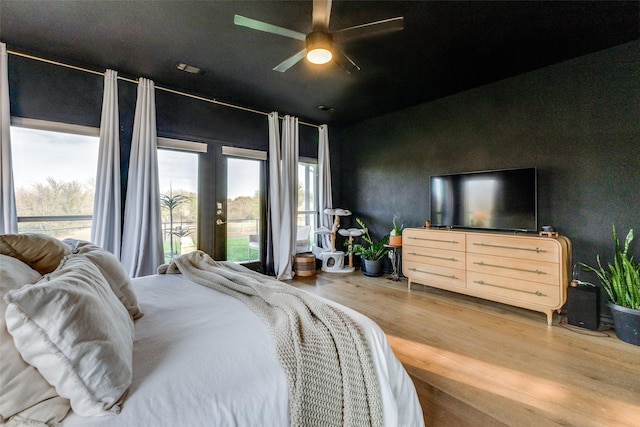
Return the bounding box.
[176,62,204,74]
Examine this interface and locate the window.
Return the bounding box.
[10,120,99,240]
[298,159,319,247]
[157,139,202,263]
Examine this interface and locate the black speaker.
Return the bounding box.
[567,283,600,330]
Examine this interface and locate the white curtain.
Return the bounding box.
[91,69,121,256]
[120,78,163,277]
[268,113,299,280]
[0,42,17,233]
[268,113,281,263]
[318,124,332,249]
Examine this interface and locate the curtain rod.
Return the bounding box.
[7,49,320,129]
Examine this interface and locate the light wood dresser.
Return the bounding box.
[402,227,572,325]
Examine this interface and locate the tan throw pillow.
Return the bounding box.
[4,254,134,418]
[0,233,70,274]
[0,254,71,426]
[64,239,143,320]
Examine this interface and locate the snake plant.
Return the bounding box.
[580,225,640,310]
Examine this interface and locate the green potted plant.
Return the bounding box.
[348,218,390,277]
[580,225,640,345]
[389,217,404,246]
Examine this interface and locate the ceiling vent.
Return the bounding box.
[176,62,204,75]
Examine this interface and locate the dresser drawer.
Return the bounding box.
[403,260,466,289]
[404,247,466,270]
[466,234,560,263]
[467,271,561,307]
[403,228,466,251]
[466,253,559,286]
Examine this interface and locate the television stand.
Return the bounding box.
[402,228,572,325]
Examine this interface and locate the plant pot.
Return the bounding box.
[389,235,402,246]
[362,257,384,277]
[608,302,640,346]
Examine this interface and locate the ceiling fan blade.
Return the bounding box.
[333,49,361,74]
[312,0,332,31]
[234,15,306,41]
[333,17,404,42]
[273,49,307,72]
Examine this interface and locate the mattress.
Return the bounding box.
[61,273,424,426]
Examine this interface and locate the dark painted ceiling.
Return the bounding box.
[1,1,638,126]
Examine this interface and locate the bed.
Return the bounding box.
[0,233,424,427]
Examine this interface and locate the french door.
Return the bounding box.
[212,148,267,271]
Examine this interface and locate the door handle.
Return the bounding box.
[216,219,226,225]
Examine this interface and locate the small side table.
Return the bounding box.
[384,244,402,281]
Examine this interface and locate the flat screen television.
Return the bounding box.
[430,167,537,232]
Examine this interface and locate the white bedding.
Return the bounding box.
[61,274,424,427]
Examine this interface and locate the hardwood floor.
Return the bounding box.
[288,270,640,427]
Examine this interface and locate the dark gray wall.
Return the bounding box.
[334,41,640,295]
[8,54,319,156]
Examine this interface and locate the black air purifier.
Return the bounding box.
[567,283,600,331]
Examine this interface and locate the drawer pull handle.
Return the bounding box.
[472,242,547,253]
[473,261,547,275]
[473,280,548,297]
[408,236,459,244]
[408,252,457,262]
[409,267,457,279]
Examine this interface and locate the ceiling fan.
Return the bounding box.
[233,0,404,74]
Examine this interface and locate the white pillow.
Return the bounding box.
[64,239,143,320]
[4,254,134,418]
[0,255,71,426]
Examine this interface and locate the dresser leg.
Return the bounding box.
[545,311,553,326]
[408,279,412,291]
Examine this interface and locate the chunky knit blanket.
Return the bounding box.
[158,251,383,427]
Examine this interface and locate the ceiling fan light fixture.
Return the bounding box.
[305,31,333,65]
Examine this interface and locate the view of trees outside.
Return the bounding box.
[11,129,201,260]
[226,158,262,262]
[225,193,261,262]
[225,189,313,262]
[11,126,317,264]
[225,161,318,263]
[227,194,260,221]
[158,149,198,262]
[15,177,95,239]
[11,126,98,240]
[160,187,197,260]
[298,162,318,241]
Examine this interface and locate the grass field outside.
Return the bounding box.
[227,235,258,262]
[163,217,323,264]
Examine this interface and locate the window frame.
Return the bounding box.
[10,118,100,234]
[297,157,319,245]
[157,137,206,262]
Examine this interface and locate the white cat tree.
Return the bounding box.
[315,208,362,273]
